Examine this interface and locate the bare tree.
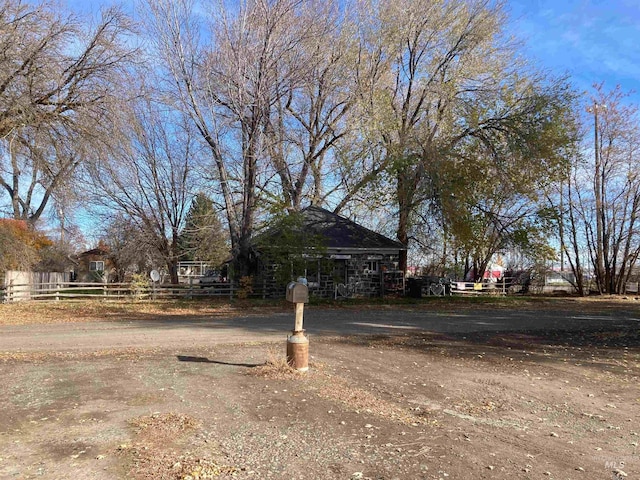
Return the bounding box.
[0,1,136,225]
[261,1,356,211]
[563,85,640,294]
[100,214,165,282]
[143,0,351,276]
[555,152,588,294]
[85,98,202,284]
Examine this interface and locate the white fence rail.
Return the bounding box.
[1,281,237,302]
[451,280,513,295]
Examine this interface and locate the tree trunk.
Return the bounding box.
[567,176,585,295]
[593,106,606,293]
[396,172,414,274]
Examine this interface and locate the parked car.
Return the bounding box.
[199,270,223,288]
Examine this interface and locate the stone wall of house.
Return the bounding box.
[338,254,401,298]
[306,269,339,299]
[253,253,403,299]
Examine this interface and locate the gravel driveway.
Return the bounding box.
[1,299,638,480]
[1,301,638,352]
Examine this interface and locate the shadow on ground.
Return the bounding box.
[176,355,263,368]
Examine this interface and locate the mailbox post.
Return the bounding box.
[285,279,309,372]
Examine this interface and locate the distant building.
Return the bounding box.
[541,270,577,294]
[77,246,113,282]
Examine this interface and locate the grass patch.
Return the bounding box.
[308,294,550,309]
[2,295,639,327]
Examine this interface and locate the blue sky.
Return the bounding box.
[68,0,640,98]
[508,0,640,98]
[12,0,635,243]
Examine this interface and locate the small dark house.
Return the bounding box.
[254,206,406,298]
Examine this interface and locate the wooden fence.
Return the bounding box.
[1,280,242,302]
[2,276,595,303]
[2,271,71,301]
[451,280,514,295]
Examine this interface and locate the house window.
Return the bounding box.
[365,260,379,274]
[89,261,105,272]
[304,260,321,287]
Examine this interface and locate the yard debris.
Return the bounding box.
[129,413,200,436]
[172,455,238,479]
[122,412,237,479]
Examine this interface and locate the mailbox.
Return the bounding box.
[286,281,309,303]
[285,280,309,371]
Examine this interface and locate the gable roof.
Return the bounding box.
[80,247,109,257]
[257,205,405,252]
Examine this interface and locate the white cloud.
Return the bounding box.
[508,0,640,95]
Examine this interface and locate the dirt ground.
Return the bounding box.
[0,299,638,480]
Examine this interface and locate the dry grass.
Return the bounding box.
[2,296,640,327]
[250,345,297,379]
[250,346,425,424]
[0,299,289,326]
[122,413,237,480]
[129,413,200,436]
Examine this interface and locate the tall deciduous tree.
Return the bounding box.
[261,2,356,211]
[143,0,353,277]
[0,0,135,225]
[85,98,201,284]
[559,84,640,294]
[346,0,576,271]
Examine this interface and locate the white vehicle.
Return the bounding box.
[199,270,223,288]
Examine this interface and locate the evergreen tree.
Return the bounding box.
[179,193,229,268]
